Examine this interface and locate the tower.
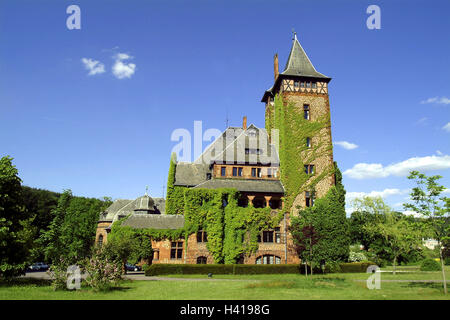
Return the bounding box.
[261,32,335,213]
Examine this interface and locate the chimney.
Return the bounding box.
[274,53,279,80]
[243,116,247,130]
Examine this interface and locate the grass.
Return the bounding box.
[0,267,449,300]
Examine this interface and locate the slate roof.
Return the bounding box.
[193,178,284,194]
[174,162,211,187]
[281,37,329,79]
[99,196,166,222]
[121,214,185,230]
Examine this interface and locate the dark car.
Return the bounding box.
[27,262,49,272]
[124,263,141,272]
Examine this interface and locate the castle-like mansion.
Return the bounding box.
[96,34,335,265]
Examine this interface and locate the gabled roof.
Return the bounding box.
[121,214,184,230]
[99,196,165,222]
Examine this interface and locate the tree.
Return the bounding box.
[38,190,111,266]
[404,171,449,294]
[0,156,32,278]
[364,207,422,275]
[290,163,349,271]
[290,217,319,276]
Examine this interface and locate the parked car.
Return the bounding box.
[124,263,141,272]
[27,262,49,272]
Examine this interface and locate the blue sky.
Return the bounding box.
[1,0,449,213]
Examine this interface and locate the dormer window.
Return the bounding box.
[247,129,257,137]
[306,137,311,148]
[245,148,261,155]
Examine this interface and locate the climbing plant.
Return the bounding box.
[272,93,335,211]
[165,153,186,215]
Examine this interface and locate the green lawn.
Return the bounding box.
[0,267,448,300]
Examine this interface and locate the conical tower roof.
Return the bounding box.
[281,33,329,79]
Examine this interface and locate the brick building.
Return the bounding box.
[95,33,335,265]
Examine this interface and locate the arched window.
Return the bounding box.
[255,255,281,265]
[197,256,207,264]
[98,235,103,247]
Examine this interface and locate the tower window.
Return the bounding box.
[305,191,315,207]
[306,137,311,148]
[303,105,310,120]
[262,230,274,243]
[221,167,226,177]
[197,231,208,243]
[304,164,314,175]
[197,256,207,264]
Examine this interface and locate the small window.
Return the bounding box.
[275,227,281,244]
[294,80,299,88]
[232,167,237,176]
[206,173,212,180]
[197,256,207,264]
[238,167,243,176]
[263,230,274,243]
[306,82,311,88]
[303,105,310,120]
[197,231,208,242]
[170,241,183,259]
[98,235,103,247]
[304,164,314,175]
[257,168,262,178]
[305,191,315,207]
[300,81,305,88]
[153,250,159,260]
[306,137,311,148]
[251,168,257,177]
[312,82,317,89]
[267,168,272,178]
[221,167,226,177]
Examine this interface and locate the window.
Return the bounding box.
[275,227,281,243]
[306,137,311,148]
[251,168,256,177]
[170,241,183,259]
[232,167,238,176]
[197,231,208,243]
[153,250,159,260]
[304,164,314,175]
[294,80,299,88]
[221,167,226,177]
[256,255,281,265]
[206,173,212,180]
[98,235,103,247]
[306,82,311,88]
[197,256,207,264]
[303,105,310,120]
[312,82,317,89]
[263,230,274,243]
[305,191,315,207]
[300,81,305,88]
[238,167,243,177]
[245,148,261,155]
[267,168,272,178]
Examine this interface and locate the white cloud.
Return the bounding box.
[420,96,450,105]
[344,154,450,179]
[346,188,408,202]
[112,53,136,79]
[81,58,105,76]
[334,141,358,150]
[403,210,423,218]
[436,150,443,156]
[442,122,450,132]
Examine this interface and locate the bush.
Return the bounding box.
[444,257,450,266]
[420,259,441,271]
[339,262,376,273]
[145,264,301,276]
[324,261,342,273]
[349,251,368,262]
[83,247,123,291]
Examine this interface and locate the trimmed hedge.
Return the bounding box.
[336,262,376,273]
[145,264,301,276]
[145,262,376,276]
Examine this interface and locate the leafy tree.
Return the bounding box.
[291,163,349,269]
[38,190,111,266]
[289,219,319,276]
[404,171,449,294]
[0,156,32,278]
[364,206,423,275]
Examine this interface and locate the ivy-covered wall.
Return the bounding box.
[165,153,186,215]
[271,93,335,212]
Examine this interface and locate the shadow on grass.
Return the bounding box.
[0,277,52,287]
[245,277,350,290]
[404,282,444,290]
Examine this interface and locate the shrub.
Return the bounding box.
[444,257,450,266]
[339,262,376,273]
[83,247,122,291]
[420,258,441,271]
[324,261,342,273]
[145,264,300,276]
[349,251,368,262]
[47,258,70,291]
